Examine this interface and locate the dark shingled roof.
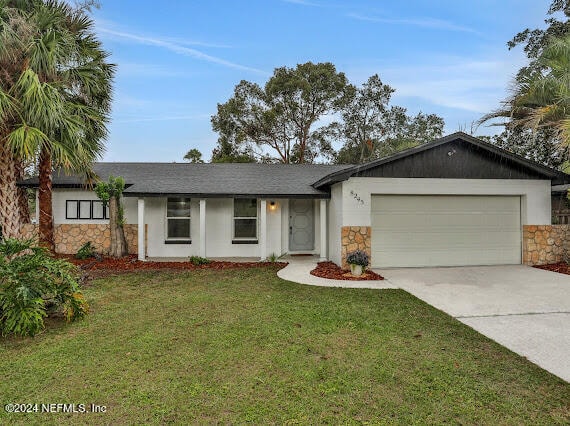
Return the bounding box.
[18,163,353,198]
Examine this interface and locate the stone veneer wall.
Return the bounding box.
[21,224,142,255]
[341,226,371,269]
[523,225,570,265]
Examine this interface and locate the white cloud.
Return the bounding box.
[112,93,154,109]
[96,24,266,75]
[347,52,527,114]
[347,12,480,34]
[116,62,192,78]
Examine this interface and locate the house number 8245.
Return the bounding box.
[350,190,364,205]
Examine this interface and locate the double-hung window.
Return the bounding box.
[233,198,258,241]
[166,197,191,241]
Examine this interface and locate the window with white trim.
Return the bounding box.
[166,197,191,240]
[233,198,257,240]
[66,200,109,220]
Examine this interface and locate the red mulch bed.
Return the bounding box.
[310,261,384,281]
[533,263,570,275]
[60,254,287,276]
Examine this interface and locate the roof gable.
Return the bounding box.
[314,132,569,188]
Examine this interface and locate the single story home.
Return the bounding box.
[19,132,570,268]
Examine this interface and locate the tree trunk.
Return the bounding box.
[15,160,30,224]
[38,147,55,253]
[108,196,127,257]
[0,139,22,239]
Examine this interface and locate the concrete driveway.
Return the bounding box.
[378,265,570,382]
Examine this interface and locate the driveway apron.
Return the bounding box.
[379,265,570,382]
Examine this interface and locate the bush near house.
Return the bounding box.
[0,239,87,336]
[75,241,97,260]
[189,256,211,265]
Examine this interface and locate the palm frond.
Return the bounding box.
[14,68,65,132]
[5,123,51,160]
[480,34,570,148]
[1,0,114,178]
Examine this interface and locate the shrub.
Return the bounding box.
[346,250,369,267]
[189,256,211,265]
[75,241,96,259]
[0,239,88,337]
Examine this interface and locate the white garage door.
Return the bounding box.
[371,195,521,267]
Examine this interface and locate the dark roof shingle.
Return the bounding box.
[19,163,353,198]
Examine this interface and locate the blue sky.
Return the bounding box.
[92,0,552,162]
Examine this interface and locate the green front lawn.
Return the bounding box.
[1,266,568,424]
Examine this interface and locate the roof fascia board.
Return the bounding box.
[122,192,330,199]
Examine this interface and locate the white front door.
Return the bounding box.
[289,199,314,251]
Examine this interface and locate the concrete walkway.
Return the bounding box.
[277,256,396,289]
[278,258,570,382]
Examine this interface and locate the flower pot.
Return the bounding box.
[350,264,363,276]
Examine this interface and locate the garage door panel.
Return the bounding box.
[372,248,520,267]
[371,195,521,267]
[373,230,520,249]
[373,214,520,229]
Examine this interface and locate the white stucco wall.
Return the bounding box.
[311,199,321,255]
[144,197,199,258]
[328,183,343,266]
[52,190,325,258]
[341,178,552,226]
[52,188,138,225]
[280,200,289,255]
[267,200,282,257]
[143,197,320,258]
[203,198,260,258]
[143,197,264,258]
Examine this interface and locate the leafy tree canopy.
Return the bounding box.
[211,62,351,164]
[480,35,570,158]
[183,148,204,163]
[477,1,570,169]
[210,137,256,163]
[94,175,125,204]
[211,64,443,164]
[480,128,568,169]
[328,75,444,164]
[508,0,570,78]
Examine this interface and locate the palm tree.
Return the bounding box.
[0,1,114,249]
[480,35,570,147]
[0,2,32,239]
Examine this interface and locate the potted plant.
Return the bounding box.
[346,250,369,276]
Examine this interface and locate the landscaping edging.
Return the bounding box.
[66,254,287,275]
[533,262,570,275]
[310,261,384,281]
